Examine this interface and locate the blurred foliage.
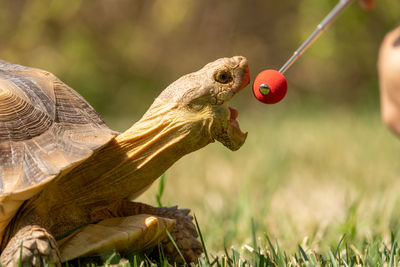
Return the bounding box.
[1,0,400,259]
[0,0,399,130]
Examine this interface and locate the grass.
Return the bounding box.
[65,98,400,266]
[66,224,400,266]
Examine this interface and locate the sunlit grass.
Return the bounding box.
[67,222,400,267]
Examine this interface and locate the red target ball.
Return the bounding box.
[252,69,288,104]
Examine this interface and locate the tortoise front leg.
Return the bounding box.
[0,225,60,267]
[90,200,203,263]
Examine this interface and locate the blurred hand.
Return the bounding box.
[358,0,375,10]
[378,26,400,137]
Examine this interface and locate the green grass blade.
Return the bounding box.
[335,234,346,258]
[224,245,230,258]
[329,249,338,267]
[298,244,309,262]
[264,234,278,259]
[156,173,166,207]
[231,248,240,266]
[251,218,257,252]
[275,241,286,267]
[309,252,318,266]
[389,241,398,267]
[133,255,138,267]
[18,242,23,267]
[103,251,121,265]
[223,245,234,267]
[165,228,188,266]
[157,243,167,266]
[194,214,210,265]
[258,252,265,267]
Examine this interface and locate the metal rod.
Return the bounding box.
[279,0,354,74]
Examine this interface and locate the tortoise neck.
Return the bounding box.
[28,100,214,210]
[111,100,214,199]
[118,100,214,156]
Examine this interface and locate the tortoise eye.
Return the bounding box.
[214,70,233,84]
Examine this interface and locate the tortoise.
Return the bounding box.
[0,56,250,266]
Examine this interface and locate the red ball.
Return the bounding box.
[252,69,288,104]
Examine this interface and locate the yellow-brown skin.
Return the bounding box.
[358,1,400,137]
[378,26,400,137]
[0,56,249,266]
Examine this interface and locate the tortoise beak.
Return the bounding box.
[237,57,250,91]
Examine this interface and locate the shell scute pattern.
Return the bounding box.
[0,60,117,241]
[0,73,54,142]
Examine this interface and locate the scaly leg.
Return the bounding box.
[0,225,60,267]
[90,200,203,263]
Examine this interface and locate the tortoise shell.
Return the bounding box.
[0,60,118,242]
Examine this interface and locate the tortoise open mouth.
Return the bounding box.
[211,56,249,151]
[222,66,249,151]
[227,106,248,149]
[229,107,240,130]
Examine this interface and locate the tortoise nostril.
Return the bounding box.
[232,56,248,71]
[233,56,244,61]
[233,56,246,63]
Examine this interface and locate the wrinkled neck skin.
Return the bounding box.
[112,99,215,200]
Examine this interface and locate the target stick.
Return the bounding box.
[253,0,355,104]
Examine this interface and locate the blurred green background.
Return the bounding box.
[1,0,400,255]
[1,0,398,123]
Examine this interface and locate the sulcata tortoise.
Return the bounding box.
[0,56,250,266]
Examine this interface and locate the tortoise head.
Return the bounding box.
[156,56,250,151]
